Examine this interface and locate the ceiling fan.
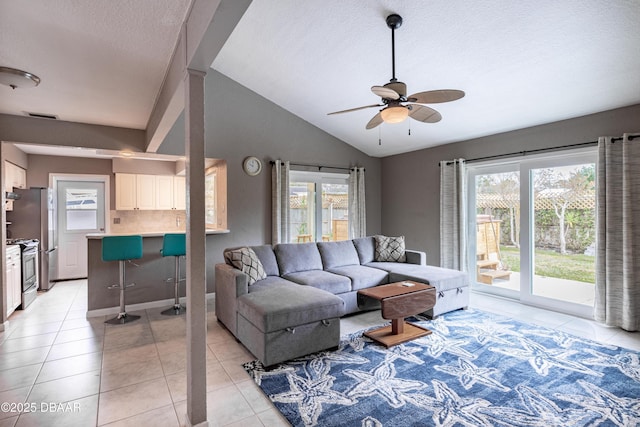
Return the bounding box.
[328,14,464,129]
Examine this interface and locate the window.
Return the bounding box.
[205,171,216,227]
[467,149,596,317]
[65,188,98,230]
[289,171,349,243]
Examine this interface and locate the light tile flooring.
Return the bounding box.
[0,280,638,426]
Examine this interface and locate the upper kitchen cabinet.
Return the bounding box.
[156,175,186,210]
[5,161,27,190]
[4,161,27,211]
[115,173,156,210]
[115,173,185,211]
[155,175,174,210]
[136,174,157,210]
[115,173,137,210]
[173,176,186,210]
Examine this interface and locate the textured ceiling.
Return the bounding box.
[0,0,191,129]
[213,0,640,157]
[1,1,639,159]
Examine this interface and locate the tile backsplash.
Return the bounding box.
[109,210,186,233]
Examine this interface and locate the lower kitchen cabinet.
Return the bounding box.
[5,245,22,316]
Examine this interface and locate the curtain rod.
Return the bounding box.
[269,160,363,172]
[441,134,638,166]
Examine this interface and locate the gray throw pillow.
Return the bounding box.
[225,247,267,285]
[374,235,406,262]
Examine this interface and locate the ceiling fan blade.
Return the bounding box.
[407,89,465,104]
[327,104,383,115]
[408,104,442,123]
[371,85,400,100]
[365,112,383,129]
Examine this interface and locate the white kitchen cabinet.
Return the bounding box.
[115,173,184,211]
[155,175,175,210]
[5,245,22,317]
[173,176,186,210]
[115,173,137,210]
[135,174,157,210]
[4,161,27,211]
[5,161,26,190]
[115,173,156,210]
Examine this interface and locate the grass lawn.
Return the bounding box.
[499,246,595,284]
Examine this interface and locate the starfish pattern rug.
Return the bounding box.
[243,308,640,427]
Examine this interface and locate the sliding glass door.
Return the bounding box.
[468,164,521,300]
[468,149,596,317]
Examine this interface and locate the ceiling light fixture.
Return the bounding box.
[0,66,41,89]
[327,14,464,129]
[380,105,409,123]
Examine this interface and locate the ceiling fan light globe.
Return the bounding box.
[380,106,408,123]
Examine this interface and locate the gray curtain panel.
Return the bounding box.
[271,160,290,245]
[595,134,640,331]
[348,167,366,239]
[440,159,467,271]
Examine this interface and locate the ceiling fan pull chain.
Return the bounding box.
[408,122,411,136]
[379,127,382,145]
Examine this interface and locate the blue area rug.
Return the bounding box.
[243,308,640,427]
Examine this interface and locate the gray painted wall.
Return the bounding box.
[159,70,383,273]
[26,155,115,206]
[381,103,640,265]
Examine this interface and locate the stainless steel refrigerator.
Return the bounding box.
[6,187,57,290]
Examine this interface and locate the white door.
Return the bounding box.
[55,179,106,280]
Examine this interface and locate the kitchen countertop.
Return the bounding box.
[86,229,230,239]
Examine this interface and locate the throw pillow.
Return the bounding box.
[374,235,406,262]
[225,247,267,285]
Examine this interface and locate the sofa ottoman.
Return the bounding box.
[236,284,345,366]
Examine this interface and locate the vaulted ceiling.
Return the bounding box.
[2,1,640,158]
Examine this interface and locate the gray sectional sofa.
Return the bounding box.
[214,236,468,366]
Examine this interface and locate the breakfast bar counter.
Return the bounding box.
[86,229,229,315]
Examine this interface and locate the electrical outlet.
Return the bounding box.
[113,218,121,224]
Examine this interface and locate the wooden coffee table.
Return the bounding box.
[357,281,436,347]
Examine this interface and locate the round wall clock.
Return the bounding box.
[243,156,262,176]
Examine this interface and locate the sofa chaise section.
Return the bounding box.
[236,283,343,366]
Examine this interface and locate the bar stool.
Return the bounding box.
[102,235,143,324]
[161,233,186,316]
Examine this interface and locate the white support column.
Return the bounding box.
[184,68,208,427]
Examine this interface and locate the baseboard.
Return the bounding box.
[86,293,215,318]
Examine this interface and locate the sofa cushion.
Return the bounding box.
[224,247,267,285]
[247,276,298,293]
[374,235,407,262]
[237,284,345,333]
[369,263,468,292]
[275,242,323,275]
[327,265,388,291]
[317,240,360,269]
[283,270,352,294]
[250,245,279,276]
[352,236,375,264]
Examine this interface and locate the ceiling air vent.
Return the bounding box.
[26,112,58,120]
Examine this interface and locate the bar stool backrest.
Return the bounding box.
[102,235,144,262]
[161,233,186,257]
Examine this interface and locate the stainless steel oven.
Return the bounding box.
[7,238,39,309]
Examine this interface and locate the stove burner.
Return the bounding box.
[6,238,39,248]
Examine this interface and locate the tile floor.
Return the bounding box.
[0,280,638,426]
